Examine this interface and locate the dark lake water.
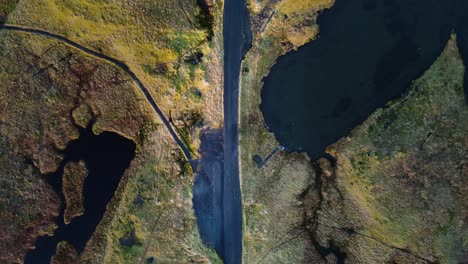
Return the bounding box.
[24,126,135,263]
[261,0,468,159]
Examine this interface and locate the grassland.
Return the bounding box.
[0,0,16,17]
[0,0,224,263]
[240,0,468,258]
[63,161,88,224]
[0,30,153,262]
[315,35,468,263]
[240,0,335,262]
[247,0,333,49]
[7,0,224,143]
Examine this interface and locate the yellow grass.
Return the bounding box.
[279,0,334,15]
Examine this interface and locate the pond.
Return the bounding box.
[261,0,467,159]
[24,125,135,263]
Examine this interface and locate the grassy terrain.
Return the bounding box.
[52,241,79,264]
[315,35,468,263]
[63,161,88,224]
[81,130,222,264]
[247,0,333,49]
[240,0,467,262]
[0,30,153,262]
[240,0,335,263]
[0,0,224,262]
[0,0,16,17]
[7,0,224,147]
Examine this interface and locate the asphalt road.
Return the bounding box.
[0,24,193,163]
[222,0,246,262]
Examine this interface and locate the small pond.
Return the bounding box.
[24,125,135,263]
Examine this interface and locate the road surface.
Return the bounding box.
[222,0,246,262]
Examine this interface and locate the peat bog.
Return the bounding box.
[24,125,135,263]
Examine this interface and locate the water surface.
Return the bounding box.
[261,0,467,159]
[24,125,135,263]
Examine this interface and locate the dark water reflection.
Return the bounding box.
[261,0,468,159]
[24,126,135,263]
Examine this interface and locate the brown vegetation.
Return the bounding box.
[52,241,80,264]
[0,30,151,262]
[63,161,88,224]
[312,36,468,263]
[240,0,335,262]
[0,0,223,262]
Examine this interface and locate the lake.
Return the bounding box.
[261,0,467,159]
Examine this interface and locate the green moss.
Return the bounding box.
[0,0,17,17]
[171,33,193,54]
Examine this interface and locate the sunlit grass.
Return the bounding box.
[279,0,334,15]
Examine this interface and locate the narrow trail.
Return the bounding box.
[0,24,193,164]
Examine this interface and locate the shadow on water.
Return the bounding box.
[261,0,468,160]
[24,125,136,263]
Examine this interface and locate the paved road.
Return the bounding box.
[0,24,193,163]
[222,0,246,262]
